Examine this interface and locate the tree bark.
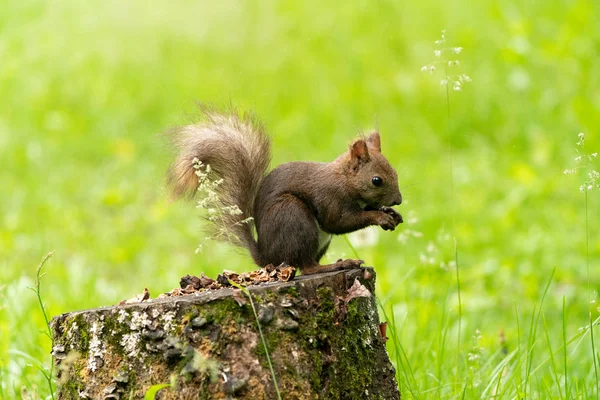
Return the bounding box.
[50,267,400,399]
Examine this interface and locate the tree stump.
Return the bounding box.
[50,267,400,399]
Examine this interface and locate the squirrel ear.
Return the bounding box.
[350,139,370,169]
[366,132,381,152]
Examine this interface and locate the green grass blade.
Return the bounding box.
[562,296,569,399]
[229,281,282,400]
[144,383,170,400]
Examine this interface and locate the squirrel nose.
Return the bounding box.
[392,194,402,206]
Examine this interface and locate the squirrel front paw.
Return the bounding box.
[376,208,402,231]
[379,206,403,225]
[376,213,397,231]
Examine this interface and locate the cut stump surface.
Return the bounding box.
[50,267,400,399]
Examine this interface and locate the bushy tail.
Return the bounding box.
[166,106,270,260]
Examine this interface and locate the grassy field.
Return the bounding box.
[1,0,599,398]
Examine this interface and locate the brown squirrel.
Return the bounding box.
[167,106,403,275]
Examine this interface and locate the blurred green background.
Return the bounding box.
[1,0,599,398]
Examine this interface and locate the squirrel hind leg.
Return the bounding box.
[256,194,320,268]
[300,259,365,275]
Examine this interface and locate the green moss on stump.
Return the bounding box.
[50,268,399,399]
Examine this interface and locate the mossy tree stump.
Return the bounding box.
[50,267,400,399]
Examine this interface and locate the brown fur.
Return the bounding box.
[166,107,402,274]
[166,105,270,259]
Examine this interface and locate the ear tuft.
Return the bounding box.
[350,139,370,169]
[366,132,381,152]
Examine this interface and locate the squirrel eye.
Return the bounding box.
[371,176,383,187]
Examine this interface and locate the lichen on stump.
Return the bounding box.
[50,267,400,399]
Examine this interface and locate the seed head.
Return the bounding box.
[422,30,470,93]
[566,132,599,192]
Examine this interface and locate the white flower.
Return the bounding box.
[407,211,419,225]
[452,47,463,54]
[434,50,442,58]
[434,30,446,45]
[349,227,379,248]
[426,242,437,253]
[398,232,409,244]
[440,79,448,86]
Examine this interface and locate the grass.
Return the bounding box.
[229,281,282,400]
[143,384,170,400]
[1,0,599,398]
[27,252,55,400]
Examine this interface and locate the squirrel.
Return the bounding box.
[166,106,403,275]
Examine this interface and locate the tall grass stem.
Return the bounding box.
[585,190,599,395]
[445,64,462,379]
[562,296,569,398]
[343,235,361,260]
[230,282,282,400]
[28,251,56,400]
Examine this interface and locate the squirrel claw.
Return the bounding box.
[395,213,403,224]
[379,206,403,225]
[335,258,365,270]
